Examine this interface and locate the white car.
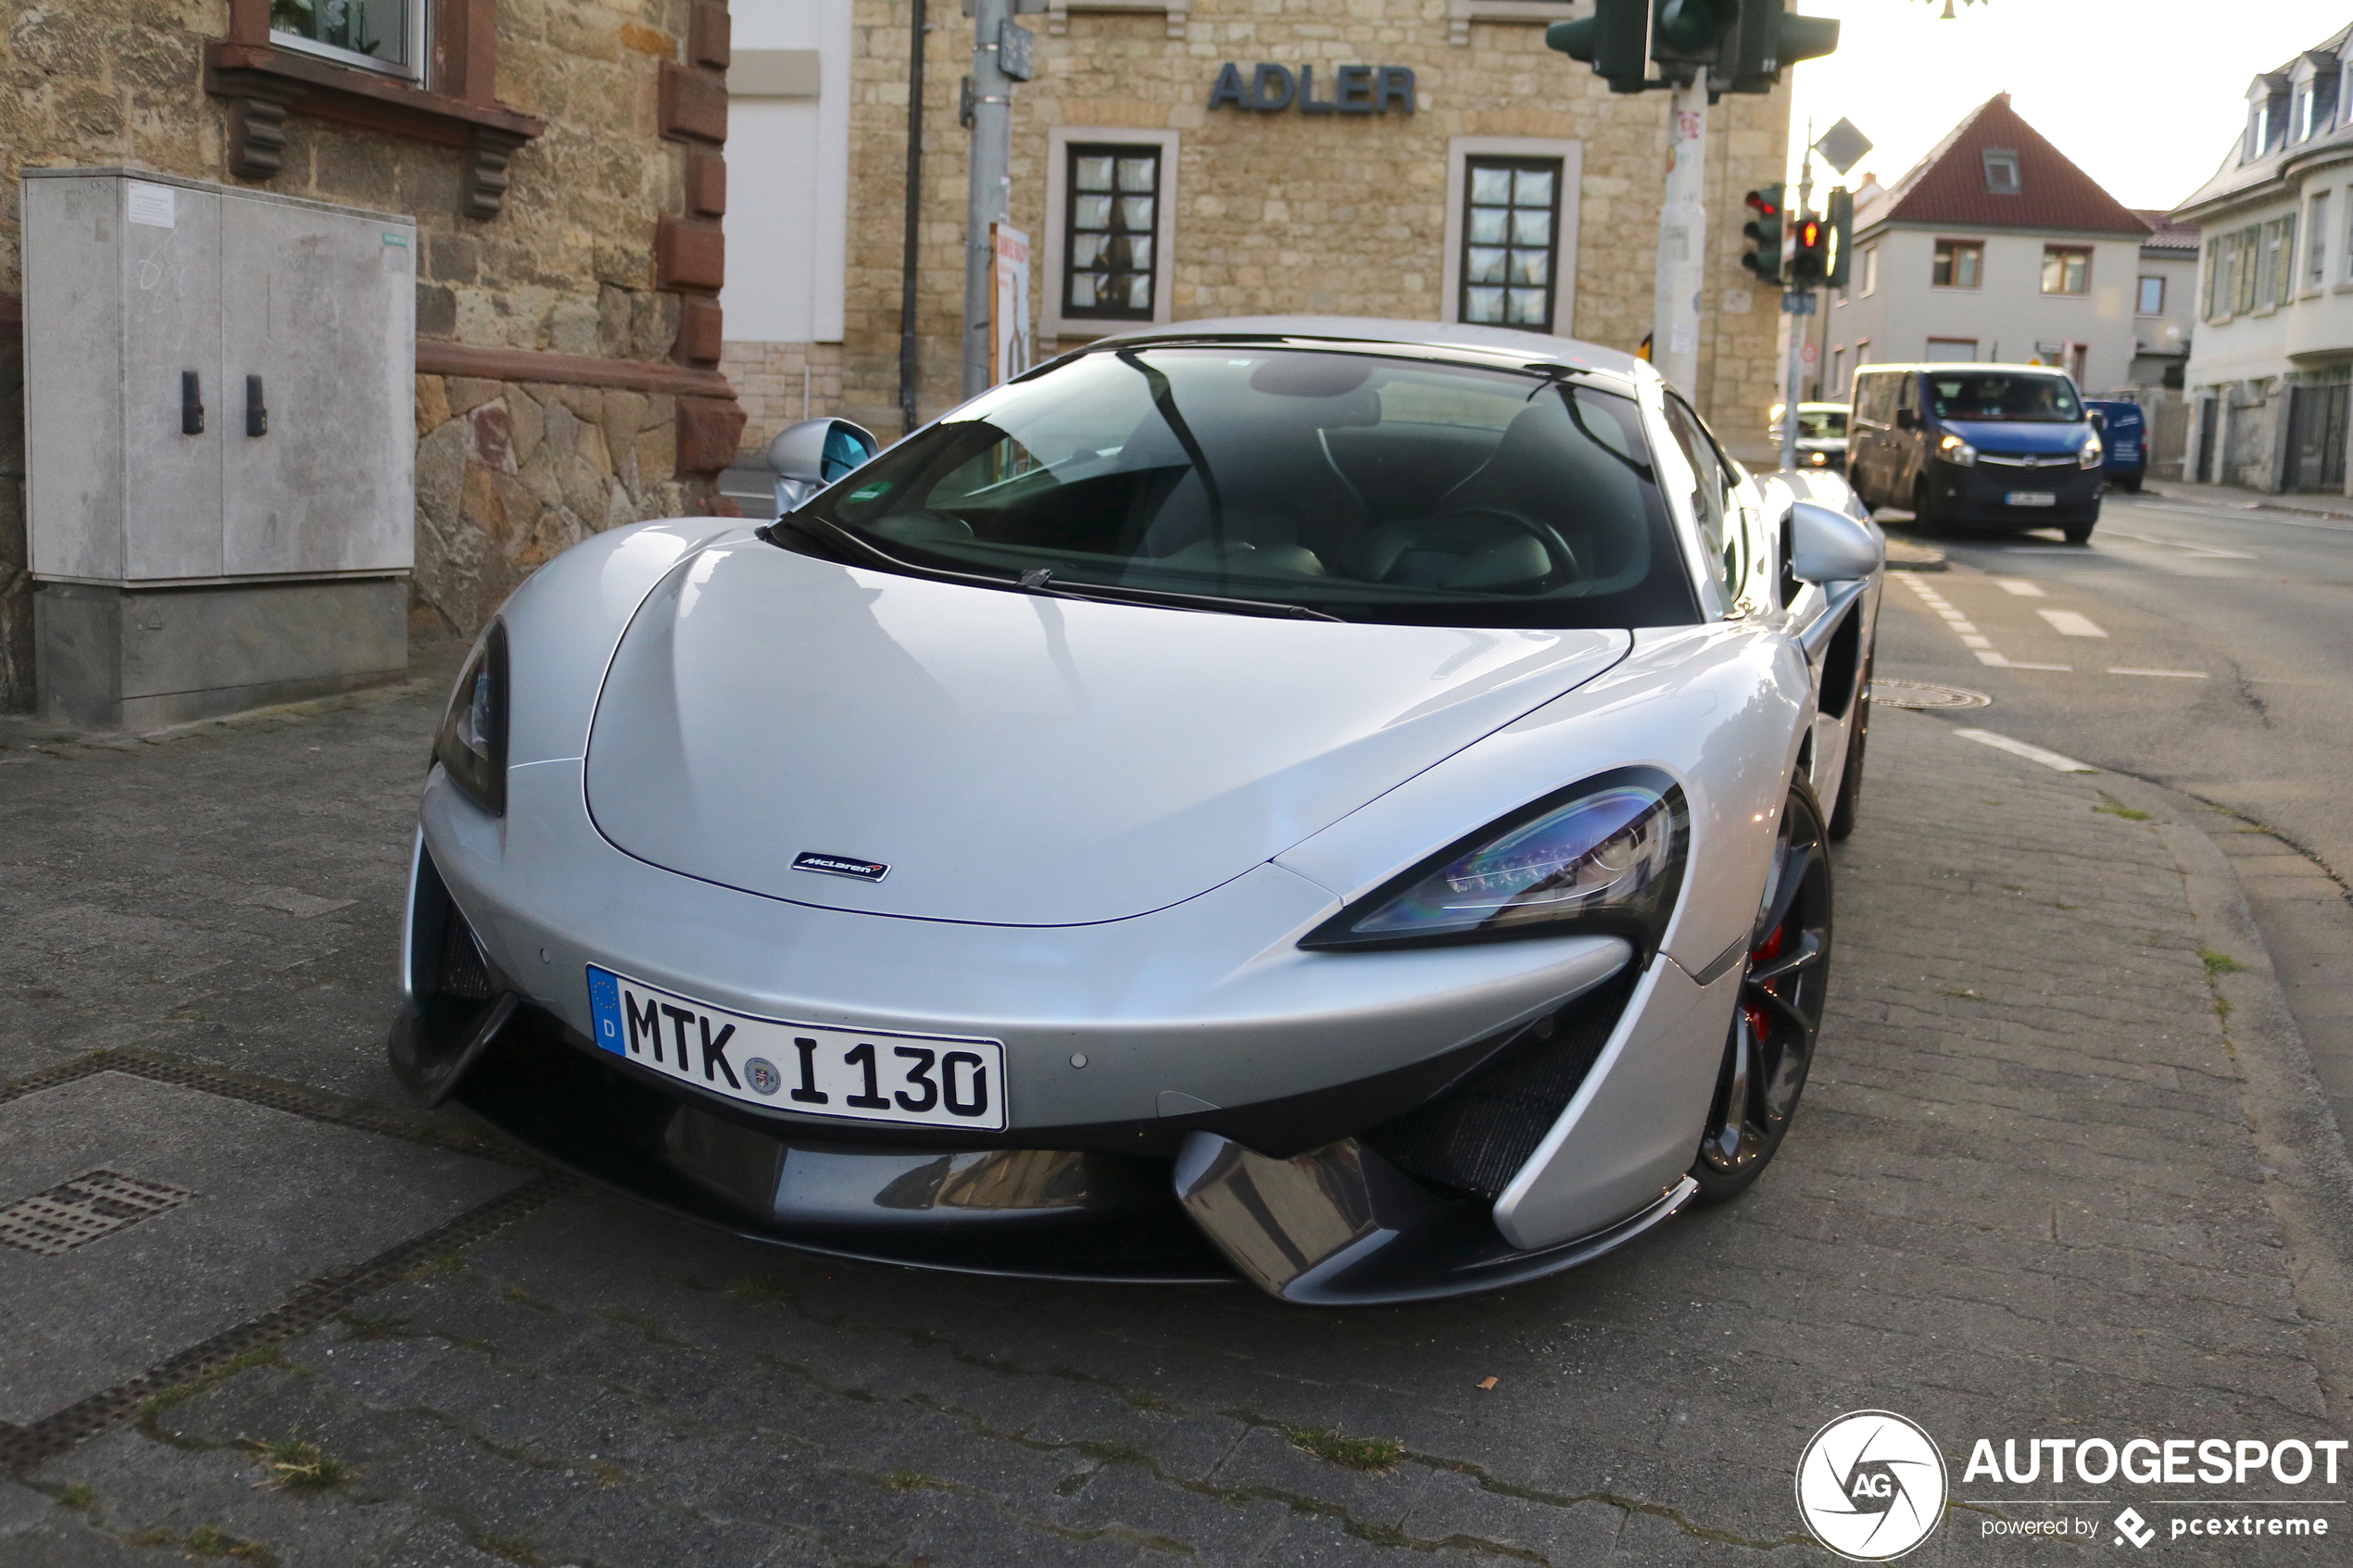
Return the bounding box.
[391,317,1884,1304]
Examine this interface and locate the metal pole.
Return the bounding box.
[962,0,1013,399]
[1651,76,1709,396]
[1778,122,1813,472]
[897,0,927,436]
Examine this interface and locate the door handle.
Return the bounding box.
[181,370,204,434]
[245,375,268,437]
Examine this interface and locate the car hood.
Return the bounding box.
[1941,419,2090,453]
[583,542,1631,925]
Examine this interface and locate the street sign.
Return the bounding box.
[1800,342,1818,364]
[997,19,1034,81]
[988,222,1032,386]
[1815,118,1872,175]
[1781,291,1817,314]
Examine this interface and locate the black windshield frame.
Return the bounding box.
[781,345,1702,631]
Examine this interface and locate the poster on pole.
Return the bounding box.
[988,223,1032,387]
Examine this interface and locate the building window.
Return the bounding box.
[2310,192,2332,290]
[1830,345,1845,392]
[1982,149,2020,194]
[270,0,424,78]
[1459,157,1564,329]
[1062,144,1161,321]
[1852,340,1869,390]
[2294,84,2315,142]
[1932,239,1982,288]
[2041,245,2091,295]
[2235,223,2261,313]
[1925,337,1978,363]
[1860,245,1878,296]
[2137,275,2165,316]
[2256,215,2296,307]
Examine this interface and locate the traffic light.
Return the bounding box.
[1822,186,1854,288]
[1650,0,1740,73]
[1725,0,1840,94]
[1546,0,1651,94]
[1789,211,1828,286]
[1741,185,1785,283]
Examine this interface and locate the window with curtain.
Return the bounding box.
[270,0,423,78]
[1062,144,1161,321]
[2040,246,2090,295]
[2310,193,2331,290]
[1932,240,1982,288]
[1459,157,1564,331]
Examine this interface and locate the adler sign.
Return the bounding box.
[1207,63,1416,115]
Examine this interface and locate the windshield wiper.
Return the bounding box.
[761,515,1340,621]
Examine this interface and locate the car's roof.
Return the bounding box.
[1856,362,2081,376]
[1091,315,1651,390]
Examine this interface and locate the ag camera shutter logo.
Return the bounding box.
[1795,1411,1949,1561]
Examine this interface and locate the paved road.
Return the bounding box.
[1870,492,2353,1137]
[3,631,2350,1565]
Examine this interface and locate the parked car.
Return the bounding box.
[389,317,1884,1305]
[2083,398,2148,493]
[1846,363,2103,543]
[1768,400,1850,472]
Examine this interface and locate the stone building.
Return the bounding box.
[0,0,750,714]
[720,0,1794,460]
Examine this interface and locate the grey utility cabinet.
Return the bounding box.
[22,169,417,728]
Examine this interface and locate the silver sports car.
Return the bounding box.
[391,317,1884,1305]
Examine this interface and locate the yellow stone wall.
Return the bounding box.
[840,0,1791,451]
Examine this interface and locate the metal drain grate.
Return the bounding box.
[1872,679,1993,711]
[0,1171,194,1256]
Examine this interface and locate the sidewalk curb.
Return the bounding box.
[2094,767,2353,1428]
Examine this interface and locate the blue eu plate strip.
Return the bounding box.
[586,966,626,1057]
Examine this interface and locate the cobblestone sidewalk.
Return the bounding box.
[0,671,2347,1565]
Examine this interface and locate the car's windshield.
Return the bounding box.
[1925,373,2082,423]
[1797,408,1847,440]
[791,346,1700,629]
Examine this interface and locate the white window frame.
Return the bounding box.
[2136,275,2165,317]
[2309,190,2332,291]
[1441,136,1581,333]
[271,0,427,81]
[1982,149,2020,194]
[1040,126,1179,341]
[1860,244,1878,296]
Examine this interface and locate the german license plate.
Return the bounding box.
[585,966,1007,1130]
[2006,491,2057,507]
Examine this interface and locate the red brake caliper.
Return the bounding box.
[1743,922,1784,1042]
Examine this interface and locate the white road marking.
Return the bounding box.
[1975,653,2071,671]
[2036,608,2109,638]
[1952,728,2099,773]
[2102,529,2256,559]
[2108,667,2209,678]
[1994,579,2046,596]
[1959,633,1992,648]
[1900,572,2069,671]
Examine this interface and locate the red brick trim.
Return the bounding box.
[677,395,749,475]
[415,340,734,397]
[675,297,724,366]
[690,2,733,70]
[205,44,542,144]
[686,150,727,218]
[661,62,728,144]
[656,217,727,292]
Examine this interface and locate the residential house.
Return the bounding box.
[719,0,1799,460]
[1822,94,2148,403]
[0,0,751,717]
[2130,209,2199,390]
[2174,23,2353,494]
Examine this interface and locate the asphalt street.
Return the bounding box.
[1870,491,2353,1140]
[2,587,2350,1564]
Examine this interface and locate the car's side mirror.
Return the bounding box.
[2088,409,2108,432]
[1894,408,1918,431]
[766,418,880,513]
[1788,500,1883,584]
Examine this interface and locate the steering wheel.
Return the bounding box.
[1416,506,1583,591]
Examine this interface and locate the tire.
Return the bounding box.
[1827,672,1869,843]
[2063,513,2097,545]
[1690,784,1832,1205]
[1909,476,1947,538]
[2120,475,2143,493]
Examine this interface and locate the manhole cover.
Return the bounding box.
[1873,679,1992,711]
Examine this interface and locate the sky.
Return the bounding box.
[1783,0,2351,213]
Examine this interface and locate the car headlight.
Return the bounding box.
[1299,771,1688,952]
[1937,433,1976,467]
[1806,450,1829,466]
[434,621,509,816]
[2079,436,2104,469]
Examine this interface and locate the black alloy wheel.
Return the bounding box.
[1908,476,1941,538]
[1690,784,1832,1204]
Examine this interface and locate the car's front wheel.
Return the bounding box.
[1690,784,1832,1204]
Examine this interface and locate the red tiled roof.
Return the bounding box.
[2133,208,2201,250]
[1869,94,2152,239]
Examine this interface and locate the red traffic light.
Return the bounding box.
[1797,218,1821,247]
[1745,190,1780,217]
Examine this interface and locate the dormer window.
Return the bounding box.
[2293,84,2314,141]
[2249,73,2292,160]
[1982,149,2020,194]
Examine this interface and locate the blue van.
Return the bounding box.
[2083,398,2148,492]
[1846,364,2104,542]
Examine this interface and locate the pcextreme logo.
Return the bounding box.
[1795,1411,1950,1561]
